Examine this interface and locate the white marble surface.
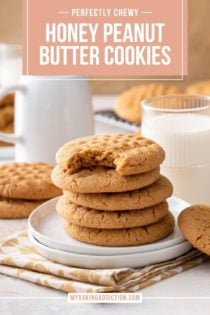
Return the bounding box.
[0,95,210,314]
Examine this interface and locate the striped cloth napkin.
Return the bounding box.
[0,230,207,293]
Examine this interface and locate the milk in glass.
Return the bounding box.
[142,113,210,204]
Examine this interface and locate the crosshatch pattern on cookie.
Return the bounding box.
[0,163,61,200]
[56,134,165,176]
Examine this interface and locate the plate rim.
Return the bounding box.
[28,230,192,260]
[28,196,189,256]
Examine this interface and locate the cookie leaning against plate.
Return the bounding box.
[56,134,165,176]
[114,84,183,124]
[64,211,175,246]
[0,197,44,219]
[57,197,169,229]
[178,205,210,256]
[52,165,160,193]
[0,163,61,200]
[64,175,173,211]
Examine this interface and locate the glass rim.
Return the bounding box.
[141,94,210,113]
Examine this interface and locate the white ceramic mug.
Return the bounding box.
[0,76,94,164]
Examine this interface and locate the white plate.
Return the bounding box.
[28,231,192,269]
[28,196,189,256]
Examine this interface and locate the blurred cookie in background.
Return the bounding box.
[0,105,14,129]
[114,84,183,124]
[0,92,14,147]
[185,80,210,96]
[0,93,14,107]
[0,122,14,147]
[0,162,62,218]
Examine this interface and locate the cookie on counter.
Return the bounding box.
[114,84,183,124]
[178,205,210,256]
[64,175,173,211]
[64,211,175,246]
[0,197,44,219]
[56,134,165,176]
[0,163,61,200]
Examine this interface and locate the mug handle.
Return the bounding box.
[0,84,26,143]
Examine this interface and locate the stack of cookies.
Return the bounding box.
[0,93,14,147]
[0,163,61,219]
[52,134,174,247]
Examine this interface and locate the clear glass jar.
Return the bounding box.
[141,95,210,204]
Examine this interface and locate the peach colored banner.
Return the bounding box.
[22,0,188,77]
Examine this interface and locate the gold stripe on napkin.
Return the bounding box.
[0,231,208,293]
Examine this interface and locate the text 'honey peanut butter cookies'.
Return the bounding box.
[56,197,169,229]
[0,163,61,200]
[178,205,210,256]
[52,165,160,193]
[56,134,165,176]
[64,212,175,246]
[0,198,44,219]
[64,175,173,211]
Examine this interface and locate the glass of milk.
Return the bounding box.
[141,95,210,204]
[0,44,22,86]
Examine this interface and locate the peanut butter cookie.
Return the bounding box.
[57,197,169,229]
[56,134,165,176]
[115,84,183,124]
[64,175,173,211]
[178,205,210,256]
[52,165,160,193]
[0,93,14,107]
[185,80,210,96]
[0,163,61,200]
[0,105,14,129]
[64,211,175,246]
[0,197,44,219]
